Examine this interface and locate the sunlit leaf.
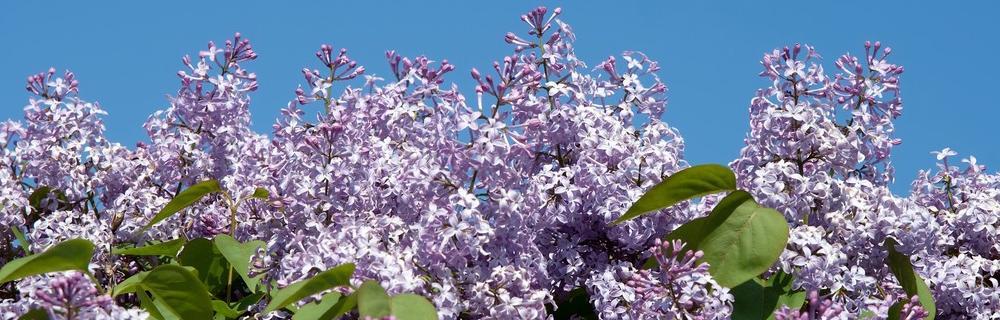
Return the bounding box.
[137,290,168,320]
[614,164,736,224]
[264,263,355,312]
[141,264,214,320]
[177,238,230,294]
[213,235,265,292]
[390,294,438,320]
[885,239,936,320]
[697,192,788,287]
[113,238,186,257]
[357,280,391,318]
[212,300,241,319]
[0,238,94,284]
[731,271,805,320]
[292,292,343,320]
[113,271,149,297]
[144,180,221,229]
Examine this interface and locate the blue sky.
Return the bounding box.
[1,1,996,194]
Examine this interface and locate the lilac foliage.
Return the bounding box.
[0,6,998,319]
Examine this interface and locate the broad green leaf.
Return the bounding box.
[647,192,756,269]
[885,239,936,319]
[251,188,269,199]
[17,309,49,320]
[150,293,182,320]
[113,266,198,297]
[697,191,789,287]
[113,271,149,296]
[292,292,343,320]
[177,238,230,295]
[10,226,31,255]
[390,294,438,320]
[211,300,242,319]
[731,271,805,320]
[113,238,186,257]
[213,235,265,292]
[547,287,598,320]
[614,164,736,224]
[137,286,168,320]
[264,263,356,312]
[141,264,214,320]
[324,292,358,319]
[0,238,94,283]
[232,292,265,313]
[664,217,711,249]
[357,280,391,318]
[145,180,221,229]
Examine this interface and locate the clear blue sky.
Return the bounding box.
[2,1,997,194]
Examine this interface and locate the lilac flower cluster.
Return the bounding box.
[618,239,731,319]
[773,291,847,320]
[734,40,1000,318]
[1,6,998,319]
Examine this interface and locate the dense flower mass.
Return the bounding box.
[1,6,998,319]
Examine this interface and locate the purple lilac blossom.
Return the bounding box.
[0,6,997,319]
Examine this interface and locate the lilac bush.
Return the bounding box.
[1,5,998,319]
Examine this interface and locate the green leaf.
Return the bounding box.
[113,266,198,297]
[357,280,391,318]
[137,289,169,320]
[211,300,242,319]
[292,292,343,320]
[177,238,230,295]
[145,180,221,229]
[264,263,356,312]
[231,292,265,314]
[141,264,214,320]
[322,293,358,320]
[648,191,758,270]
[17,309,50,320]
[113,238,186,257]
[250,188,269,199]
[885,239,936,319]
[731,272,805,320]
[0,238,94,284]
[113,271,149,296]
[665,217,711,248]
[614,164,736,224]
[213,235,265,292]
[9,226,31,255]
[390,294,438,320]
[27,186,52,210]
[887,301,904,320]
[547,287,598,320]
[697,191,789,287]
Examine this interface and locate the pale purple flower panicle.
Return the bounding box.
[773,291,846,320]
[34,272,113,319]
[897,295,930,320]
[1,7,998,320]
[623,239,732,319]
